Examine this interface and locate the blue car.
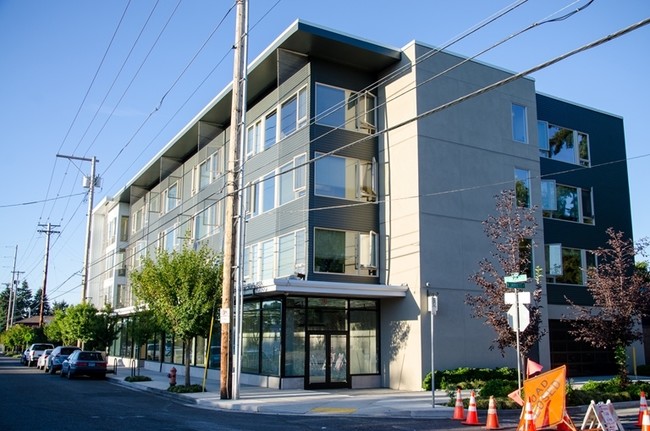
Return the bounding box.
[60,350,107,379]
[46,346,80,374]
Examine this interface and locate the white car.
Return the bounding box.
[26,343,54,367]
[36,349,53,370]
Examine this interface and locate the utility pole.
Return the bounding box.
[38,223,60,327]
[56,154,99,303]
[5,245,19,328]
[221,0,248,400]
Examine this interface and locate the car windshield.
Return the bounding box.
[61,348,78,355]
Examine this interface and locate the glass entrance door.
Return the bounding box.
[307,333,349,388]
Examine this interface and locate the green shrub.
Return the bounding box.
[124,375,152,382]
[480,379,518,398]
[168,384,204,393]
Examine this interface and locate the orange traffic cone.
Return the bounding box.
[642,409,650,431]
[518,398,537,431]
[485,396,501,430]
[638,391,648,427]
[555,411,576,431]
[452,388,466,420]
[462,390,483,426]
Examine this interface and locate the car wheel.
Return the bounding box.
[67,370,73,380]
[60,369,65,378]
[49,366,55,375]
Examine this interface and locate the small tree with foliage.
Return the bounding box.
[30,288,51,317]
[62,303,100,346]
[130,244,222,387]
[131,307,165,361]
[565,228,650,384]
[1,324,34,352]
[90,305,120,353]
[44,308,67,345]
[467,189,546,358]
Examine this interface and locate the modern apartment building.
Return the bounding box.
[87,20,636,390]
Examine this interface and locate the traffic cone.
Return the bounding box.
[638,391,648,427]
[485,396,501,429]
[518,398,537,431]
[642,409,650,431]
[452,388,466,420]
[462,390,483,426]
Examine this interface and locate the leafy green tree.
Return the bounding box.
[62,303,100,346]
[467,189,546,357]
[130,244,222,387]
[89,305,119,353]
[566,229,650,384]
[0,324,34,352]
[131,308,164,360]
[44,308,67,345]
[0,286,9,332]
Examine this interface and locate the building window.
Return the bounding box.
[107,217,117,245]
[193,202,221,241]
[545,244,596,285]
[314,153,376,201]
[314,228,378,276]
[538,121,590,166]
[280,94,298,139]
[244,229,306,283]
[160,226,178,253]
[119,216,129,242]
[260,239,275,280]
[264,110,277,150]
[132,207,144,233]
[519,238,533,277]
[512,104,527,143]
[133,240,147,268]
[315,83,375,134]
[246,154,307,219]
[350,300,378,374]
[164,182,179,213]
[542,181,594,225]
[246,120,262,159]
[515,168,530,207]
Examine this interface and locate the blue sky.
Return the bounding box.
[0,0,648,306]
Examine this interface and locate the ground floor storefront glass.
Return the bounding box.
[242,296,379,389]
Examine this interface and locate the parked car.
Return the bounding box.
[46,346,81,374]
[25,343,54,367]
[20,349,29,365]
[60,350,107,379]
[36,349,53,370]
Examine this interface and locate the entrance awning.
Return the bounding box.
[244,277,408,298]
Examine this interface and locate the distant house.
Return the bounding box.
[13,316,54,328]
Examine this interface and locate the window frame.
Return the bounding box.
[511,103,528,143]
[313,227,379,277]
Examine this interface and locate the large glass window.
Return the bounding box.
[314,228,378,276]
[515,168,530,207]
[261,173,275,213]
[315,83,375,134]
[285,301,305,376]
[512,104,527,143]
[280,95,297,139]
[350,300,378,374]
[164,182,179,213]
[261,300,281,375]
[194,202,221,240]
[247,154,307,218]
[246,120,262,159]
[542,181,594,225]
[314,153,376,201]
[120,216,129,242]
[242,302,260,374]
[538,121,591,166]
[261,239,275,280]
[545,244,596,285]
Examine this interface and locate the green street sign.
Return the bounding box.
[504,274,527,289]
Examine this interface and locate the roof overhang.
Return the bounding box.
[112,20,401,204]
[244,277,408,299]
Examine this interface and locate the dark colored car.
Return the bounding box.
[46,346,80,374]
[60,350,107,379]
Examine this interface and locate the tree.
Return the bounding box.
[0,286,9,332]
[52,300,69,312]
[565,228,650,384]
[90,305,119,353]
[44,308,67,345]
[130,244,222,387]
[30,288,52,317]
[0,324,34,352]
[131,308,165,361]
[62,303,100,346]
[14,281,33,320]
[467,189,546,358]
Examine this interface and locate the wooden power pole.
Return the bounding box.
[221,0,248,400]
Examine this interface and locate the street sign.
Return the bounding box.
[504,291,531,304]
[504,273,528,289]
[507,303,530,331]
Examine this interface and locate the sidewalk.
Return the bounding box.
[105,365,642,420]
[106,365,467,419]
